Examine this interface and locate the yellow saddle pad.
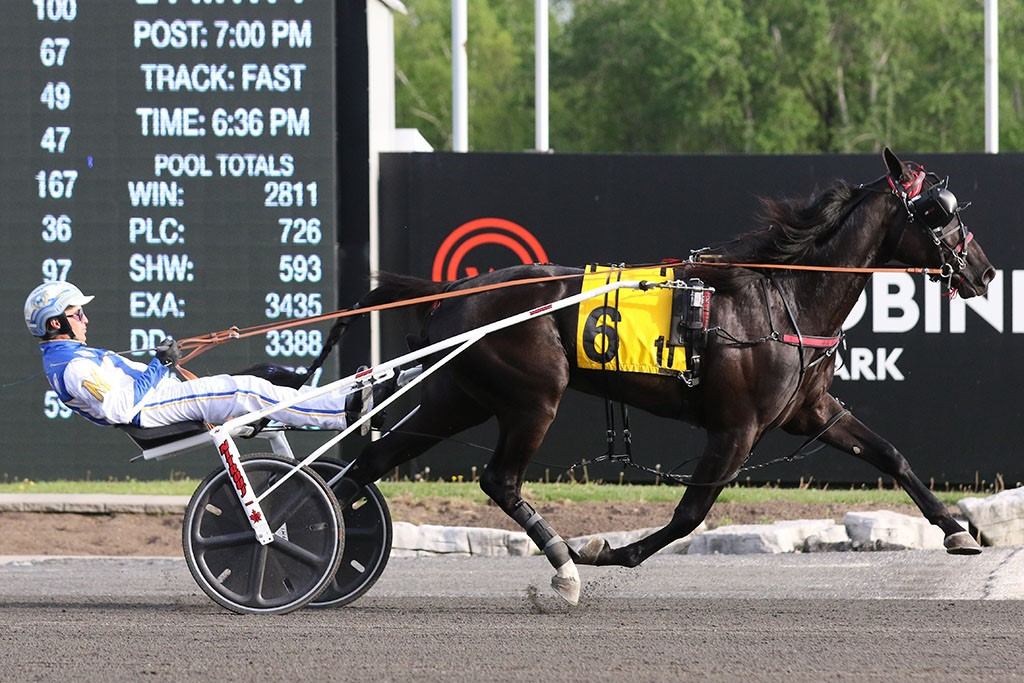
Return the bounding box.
[575,265,686,375]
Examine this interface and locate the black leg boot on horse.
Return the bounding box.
[479,407,582,604]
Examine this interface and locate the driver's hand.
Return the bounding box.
[155,336,181,366]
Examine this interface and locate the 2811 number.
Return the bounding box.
[265,181,317,208]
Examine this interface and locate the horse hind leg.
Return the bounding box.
[576,429,758,568]
[480,412,581,605]
[340,381,490,503]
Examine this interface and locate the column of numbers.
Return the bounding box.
[36,0,78,420]
[37,0,77,285]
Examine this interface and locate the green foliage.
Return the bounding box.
[379,481,964,506]
[395,0,540,151]
[394,0,1023,153]
[998,0,1024,150]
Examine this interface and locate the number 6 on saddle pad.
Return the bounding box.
[575,264,709,385]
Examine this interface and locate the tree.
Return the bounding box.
[553,0,755,153]
[996,1,1024,151]
[394,0,1022,154]
[394,0,540,151]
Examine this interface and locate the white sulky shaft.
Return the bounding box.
[216,279,668,507]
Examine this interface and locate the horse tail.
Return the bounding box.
[362,272,450,351]
[359,272,447,310]
[302,273,444,379]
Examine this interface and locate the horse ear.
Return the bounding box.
[883,147,905,181]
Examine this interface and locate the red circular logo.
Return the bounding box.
[432,217,549,282]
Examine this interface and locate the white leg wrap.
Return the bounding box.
[550,558,581,606]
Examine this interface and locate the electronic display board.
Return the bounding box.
[0,0,339,479]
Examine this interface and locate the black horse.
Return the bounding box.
[343,149,995,604]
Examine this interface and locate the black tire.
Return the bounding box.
[308,459,392,607]
[183,454,344,615]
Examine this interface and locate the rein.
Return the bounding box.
[691,258,946,276]
[175,259,944,366]
[174,272,586,365]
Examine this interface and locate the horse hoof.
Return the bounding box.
[551,562,581,606]
[575,537,609,565]
[944,530,982,555]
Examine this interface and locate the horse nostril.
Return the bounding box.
[982,267,996,286]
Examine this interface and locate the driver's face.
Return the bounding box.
[65,306,88,342]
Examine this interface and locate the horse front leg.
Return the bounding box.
[786,394,980,555]
[480,411,583,605]
[576,429,757,568]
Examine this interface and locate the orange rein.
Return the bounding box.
[174,260,946,366]
[175,272,585,365]
[691,258,946,276]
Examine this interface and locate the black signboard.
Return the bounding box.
[379,152,1024,485]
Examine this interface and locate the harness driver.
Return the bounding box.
[25,281,395,432]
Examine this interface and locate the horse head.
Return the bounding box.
[882,147,995,298]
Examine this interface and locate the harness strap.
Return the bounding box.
[955,231,974,253]
[780,334,842,349]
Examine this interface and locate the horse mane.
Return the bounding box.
[690,180,861,291]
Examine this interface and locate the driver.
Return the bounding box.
[25,281,391,431]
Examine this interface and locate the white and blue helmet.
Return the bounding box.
[24,281,94,338]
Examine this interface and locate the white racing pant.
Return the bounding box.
[134,374,358,430]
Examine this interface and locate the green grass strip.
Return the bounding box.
[0,478,967,506]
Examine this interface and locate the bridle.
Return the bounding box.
[883,164,973,295]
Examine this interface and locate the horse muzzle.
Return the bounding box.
[954,264,996,298]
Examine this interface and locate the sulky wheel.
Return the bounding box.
[183,454,344,615]
[308,459,392,607]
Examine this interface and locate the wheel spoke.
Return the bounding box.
[272,537,331,567]
[195,530,255,549]
[245,543,270,603]
[265,485,310,530]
